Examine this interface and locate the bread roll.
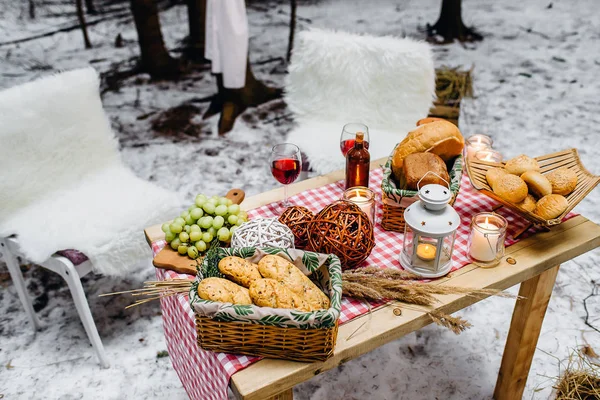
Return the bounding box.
[218,256,262,288]
[521,170,552,198]
[515,194,537,212]
[493,174,528,203]
[534,194,568,220]
[546,167,578,195]
[257,255,330,311]
[416,117,446,126]
[249,278,310,311]
[504,155,540,175]
[391,120,464,180]
[197,277,252,305]
[400,152,449,190]
[485,167,508,190]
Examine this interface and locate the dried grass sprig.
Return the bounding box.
[392,303,472,335]
[553,348,600,399]
[342,281,384,301]
[344,266,421,281]
[342,271,516,305]
[435,66,474,105]
[100,279,193,309]
[342,267,516,334]
[407,283,518,299]
[427,310,472,335]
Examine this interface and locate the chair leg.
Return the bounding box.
[53,258,110,368]
[0,239,42,330]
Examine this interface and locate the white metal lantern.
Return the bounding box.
[400,180,460,278]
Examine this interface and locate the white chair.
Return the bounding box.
[285,29,436,175]
[0,68,182,367]
[0,240,106,365]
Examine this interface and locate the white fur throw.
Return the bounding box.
[0,68,183,276]
[285,29,435,175]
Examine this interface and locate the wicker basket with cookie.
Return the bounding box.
[190,247,343,362]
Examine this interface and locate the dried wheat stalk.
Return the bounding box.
[342,270,514,304]
[392,303,473,335]
[100,279,193,309]
[343,266,421,280]
[428,310,473,335]
[342,267,516,334]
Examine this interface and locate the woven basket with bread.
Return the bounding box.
[381,119,465,231]
[189,247,342,362]
[467,149,600,227]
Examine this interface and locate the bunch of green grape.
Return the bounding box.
[161,194,248,259]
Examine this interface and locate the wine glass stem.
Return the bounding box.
[283,184,289,208]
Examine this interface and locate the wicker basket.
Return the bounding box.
[466,148,600,227]
[381,148,464,232]
[196,315,338,362]
[190,247,343,362]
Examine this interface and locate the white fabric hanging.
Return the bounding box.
[205,0,249,89]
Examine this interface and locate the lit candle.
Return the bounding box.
[416,243,437,261]
[342,187,375,223]
[474,149,503,163]
[351,191,373,222]
[469,216,500,262]
[466,134,493,159]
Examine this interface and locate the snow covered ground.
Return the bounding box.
[1,0,599,399]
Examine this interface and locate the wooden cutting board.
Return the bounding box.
[152,189,245,275]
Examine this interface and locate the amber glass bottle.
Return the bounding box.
[345,131,370,189]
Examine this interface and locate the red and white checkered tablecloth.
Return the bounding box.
[151,169,572,400]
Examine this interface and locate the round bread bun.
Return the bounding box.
[504,155,540,176]
[515,194,537,213]
[493,174,528,204]
[485,167,508,190]
[416,117,446,126]
[520,170,552,198]
[546,167,578,195]
[391,120,464,181]
[534,194,568,220]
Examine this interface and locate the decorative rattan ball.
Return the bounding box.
[230,218,295,248]
[278,206,315,249]
[307,201,375,269]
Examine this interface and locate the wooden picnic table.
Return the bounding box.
[144,158,600,400]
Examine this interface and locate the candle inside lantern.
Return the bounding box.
[466,135,493,159]
[474,149,503,163]
[469,215,506,263]
[342,186,375,223]
[416,243,437,261]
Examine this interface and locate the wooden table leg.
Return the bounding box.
[266,388,294,400]
[494,265,560,400]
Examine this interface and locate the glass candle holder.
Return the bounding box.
[474,149,503,163]
[468,212,508,268]
[342,186,376,224]
[465,134,493,159]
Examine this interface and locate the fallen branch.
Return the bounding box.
[0,12,131,47]
[583,282,600,334]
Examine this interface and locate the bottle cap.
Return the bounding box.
[356,132,364,142]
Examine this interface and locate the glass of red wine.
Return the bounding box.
[340,123,370,157]
[270,143,302,210]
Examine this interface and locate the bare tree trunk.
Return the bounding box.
[186,0,207,62]
[204,58,282,135]
[85,0,97,15]
[76,0,93,49]
[286,0,297,62]
[427,0,482,43]
[130,0,180,79]
[28,0,35,19]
